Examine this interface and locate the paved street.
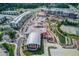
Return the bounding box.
[16,15,35,56]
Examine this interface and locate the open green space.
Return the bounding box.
[0,32,3,34]
[59,20,79,40]
[47,17,79,44]
[47,18,66,44]
[55,28,66,44]
[2,43,15,56]
[54,19,79,44]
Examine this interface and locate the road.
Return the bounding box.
[16,37,23,56]
[16,14,36,56]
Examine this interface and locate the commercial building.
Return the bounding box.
[0,15,6,24]
[44,8,78,19]
[26,32,41,51]
[10,11,33,29]
[37,11,46,17]
[52,11,77,19]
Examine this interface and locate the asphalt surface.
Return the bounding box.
[16,15,35,56]
[16,37,23,56]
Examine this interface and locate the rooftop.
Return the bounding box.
[1,11,19,13]
[26,32,41,45]
[0,15,5,19]
[11,11,32,23]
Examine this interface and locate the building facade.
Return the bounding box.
[1,11,20,15]
[43,8,78,19]
[10,11,33,29]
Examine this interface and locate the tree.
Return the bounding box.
[0,34,3,41]
[8,31,16,39]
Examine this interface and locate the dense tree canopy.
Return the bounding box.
[0,3,78,12]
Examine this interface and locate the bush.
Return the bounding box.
[23,50,32,56]
[56,4,69,8]
[62,19,79,26]
[0,32,3,41]
[0,34,3,41]
[7,31,16,39]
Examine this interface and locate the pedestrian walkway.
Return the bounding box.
[42,39,62,56]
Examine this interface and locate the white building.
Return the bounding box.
[10,11,33,29]
[1,11,20,15]
[26,32,41,51]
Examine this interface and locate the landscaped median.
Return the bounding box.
[54,28,66,44]
[2,43,16,56]
[47,18,66,44]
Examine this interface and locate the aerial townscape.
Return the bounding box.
[0,3,79,56]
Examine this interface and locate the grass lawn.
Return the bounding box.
[2,43,15,56]
[0,32,3,34]
[55,29,66,44]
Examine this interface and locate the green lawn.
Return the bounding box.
[55,29,66,44]
[2,43,15,56]
[0,32,3,34]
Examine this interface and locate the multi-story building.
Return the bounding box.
[1,11,20,15]
[10,11,33,29]
[44,8,78,19]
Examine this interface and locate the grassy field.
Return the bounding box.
[55,28,66,44]
[0,32,3,34]
[2,43,15,56]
